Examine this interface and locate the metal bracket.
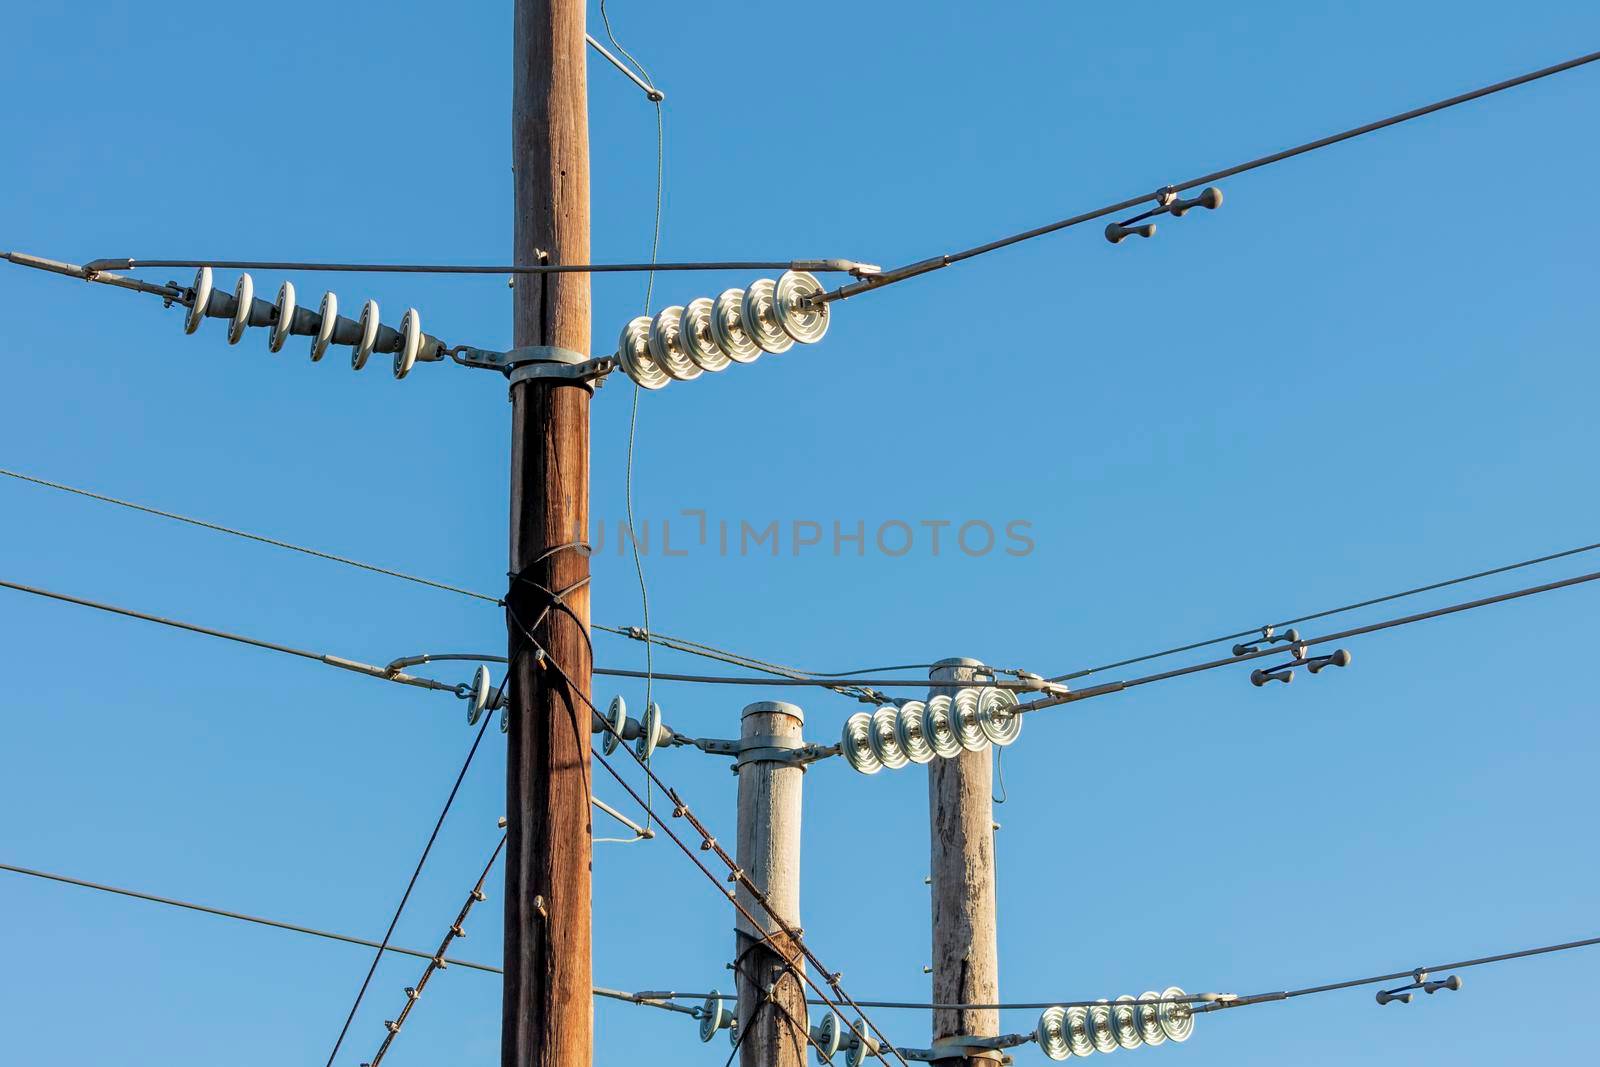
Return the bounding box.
[686,734,837,771]
[451,344,618,393]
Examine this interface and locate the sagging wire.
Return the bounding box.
[601,0,665,840]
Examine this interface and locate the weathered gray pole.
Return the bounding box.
[928,658,998,1067]
[734,700,808,1067]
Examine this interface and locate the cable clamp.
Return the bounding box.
[449,344,617,392]
[1013,671,1070,698]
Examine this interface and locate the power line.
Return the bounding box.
[0,466,500,604]
[68,255,874,277]
[321,714,494,1067]
[0,860,499,973]
[647,931,1600,1013]
[1199,934,1600,1013]
[11,855,1589,1025]
[815,48,1600,306]
[0,576,473,698]
[10,567,1593,704]
[1018,568,1600,715]
[0,859,698,1016]
[0,572,984,699]
[1050,539,1600,682]
[1,463,922,696]
[360,834,506,1067]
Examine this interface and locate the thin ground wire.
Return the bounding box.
[1050,540,1600,682]
[321,712,493,1067]
[0,860,699,1016]
[605,0,664,837]
[529,643,910,1067]
[0,466,499,604]
[817,48,1600,305]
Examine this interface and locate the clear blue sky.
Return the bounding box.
[2,3,1597,1064]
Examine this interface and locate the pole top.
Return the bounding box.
[929,656,986,678]
[741,700,803,724]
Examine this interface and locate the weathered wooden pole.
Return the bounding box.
[734,700,808,1067]
[927,658,999,1067]
[504,2,592,1066]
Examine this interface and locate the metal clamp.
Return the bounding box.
[450,344,617,393]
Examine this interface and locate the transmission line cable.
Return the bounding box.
[67,255,872,277]
[0,859,700,1015]
[1018,568,1600,715]
[1051,539,1600,682]
[0,466,499,604]
[0,577,474,697]
[1,465,907,689]
[649,931,1600,1011]
[813,48,1600,306]
[321,712,494,1067]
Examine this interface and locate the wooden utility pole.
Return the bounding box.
[504,3,592,1067]
[927,659,999,1067]
[734,701,808,1067]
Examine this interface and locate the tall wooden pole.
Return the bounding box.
[504,3,592,1067]
[927,659,998,1067]
[734,701,808,1067]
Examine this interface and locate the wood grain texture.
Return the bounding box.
[504,2,592,1067]
[735,702,807,1067]
[927,661,998,1066]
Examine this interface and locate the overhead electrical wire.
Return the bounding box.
[321,713,495,1067]
[12,466,1594,706]
[1017,568,1600,715]
[812,48,1600,305]
[0,577,472,697]
[1,460,930,691]
[9,856,1592,1024]
[66,255,874,277]
[645,932,1600,1012]
[0,860,697,1016]
[1051,539,1600,682]
[8,568,1596,704]
[0,466,500,605]
[359,834,507,1067]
